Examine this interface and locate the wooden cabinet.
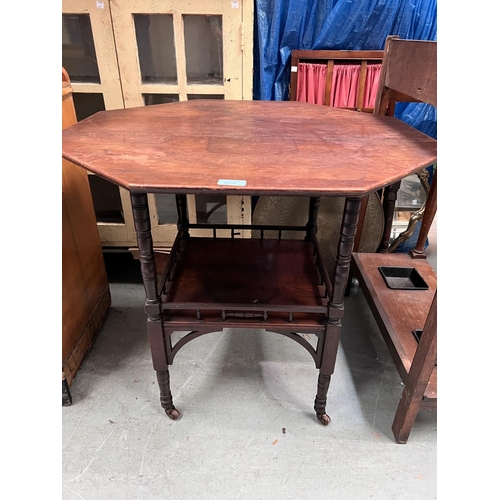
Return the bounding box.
[62,69,111,391]
[62,0,254,250]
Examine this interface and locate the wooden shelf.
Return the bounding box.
[161,311,326,333]
[352,252,437,402]
[160,237,328,328]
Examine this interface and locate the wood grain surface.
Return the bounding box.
[62,68,110,385]
[62,100,437,196]
[166,238,326,307]
[351,252,437,400]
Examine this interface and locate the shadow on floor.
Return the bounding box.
[103,252,142,284]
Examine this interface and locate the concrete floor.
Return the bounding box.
[62,223,437,500]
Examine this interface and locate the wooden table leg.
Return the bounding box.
[345,194,369,296]
[410,170,437,259]
[305,196,321,241]
[176,194,190,239]
[315,196,362,425]
[131,192,180,420]
[378,181,401,252]
[392,292,437,443]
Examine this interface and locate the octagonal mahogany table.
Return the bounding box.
[62,100,437,425]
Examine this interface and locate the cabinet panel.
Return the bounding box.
[62,1,124,110]
[63,1,135,247]
[63,0,254,248]
[62,70,111,386]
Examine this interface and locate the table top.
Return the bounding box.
[62,100,437,197]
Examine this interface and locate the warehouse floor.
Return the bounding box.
[62,221,437,500]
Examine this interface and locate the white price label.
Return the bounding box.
[218,179,247,186]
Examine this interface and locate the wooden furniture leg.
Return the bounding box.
[62,373,72,406]
[306,196,321,241]
[353,195,369,252]
[315,197,361,425]
[131,193,179,420]
[392,292,437,443]
[345,194,369,296]
[378,181,401,252]
[176,194,190,238]
[410,170,437,259]
[387,168,430,252]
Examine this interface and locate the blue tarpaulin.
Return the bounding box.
[254,0,437,103]
[253,0,437,133]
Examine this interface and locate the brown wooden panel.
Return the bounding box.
[392,291,437,443]
[62,100,436,197]
[167,238,327,307]
[62,158,108,304]
[373,37,437,254]
[162,311,326,332]
[356,60,368,110]
[62,194,91,360]
[62,68,110,376]
[352,252,437,399]
[62,70,108,309]
[63,286,111,385]
[384,39,437,107]
[323,60,334,106]
[292,50,384,61]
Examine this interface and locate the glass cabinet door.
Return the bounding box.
[62,1,136,247]
[109,0,253,244]
[63,0,254,249]
[110,1,250,105]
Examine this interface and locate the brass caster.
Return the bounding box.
[165,407,180,420]
[316,413,331,426]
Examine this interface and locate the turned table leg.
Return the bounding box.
[378,181,401,252]
[315,197,361,425]
[410,170,437,259]
[175,194,190,239]
[131,192,179,420]
[305,196,321,241]
[345,195,369,296]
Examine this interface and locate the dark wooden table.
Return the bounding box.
[62,100,437,425]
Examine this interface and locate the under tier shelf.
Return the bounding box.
[158,237,329,328]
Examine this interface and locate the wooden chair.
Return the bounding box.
[373,36,437,253]
[289,49,384,112]
[351,37,437,443]
[352,249,437,443]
